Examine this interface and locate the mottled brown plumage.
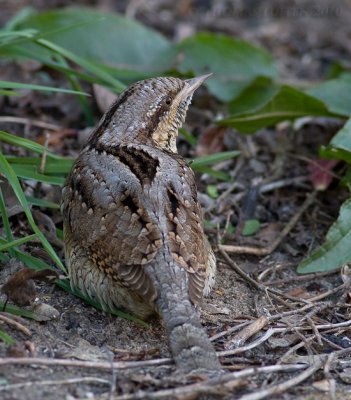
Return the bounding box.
[61,75,220,373]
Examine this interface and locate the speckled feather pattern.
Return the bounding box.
[62,76,220,372]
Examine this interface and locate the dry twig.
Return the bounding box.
[237,357,323,400]
[0,377,110,392]
[0,313,31,336]
[219,191,317,255]
[106,364,308,400]
[0,116,60,131]
[219,249,312,305]
[0,357,172,370]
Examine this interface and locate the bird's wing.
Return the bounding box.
[62,148,161,301]
[163,161,209,305]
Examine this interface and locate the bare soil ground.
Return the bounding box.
[1,1,351,399]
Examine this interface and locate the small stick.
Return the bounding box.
[307,283,347,302]
[40,132,50,174]
[0,116,60,131]
[0,313,31,336]
[218,328,275,357]
[219,249,312,305]
[0,377,110,392]
[211,320,252,342]
[262,270,338,286]
[237,357,324,400]
[109,364,308,400]
[306,317,323,346]
[230,316,269,348]
[0,356,172,370]
[219,191,317,255]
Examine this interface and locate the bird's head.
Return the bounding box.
[90,75,211,153]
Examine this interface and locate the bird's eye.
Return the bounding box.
[165,96,172,105]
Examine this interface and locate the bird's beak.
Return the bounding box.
[182,73,212,97]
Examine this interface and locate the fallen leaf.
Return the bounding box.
[2,267,58,306]
[64,338,107,361]
[340,368,351,384]
[284,287,311,299]
[312,379,333,392]
[341,264,351,285]
[196,126,228,156]
[308,159,339,191]
[36,128,78,148]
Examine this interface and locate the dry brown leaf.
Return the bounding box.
[284,287,310,298]
[308,159,339,191]
[312,379,333,392]
[196,126,228,156]
[2,267,58,306]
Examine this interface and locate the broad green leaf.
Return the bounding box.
[206,185,219,199]
[229,77,279,114]
[320,118,351,163]
[176,32,277,101]
[329,118,351,155]
[12,7,173,73]
[307,73,351,116]
[220,86,336,133]
[242,219,260,236]
[298,198,351,273]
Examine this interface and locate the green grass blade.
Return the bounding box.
[192,165,230,181]
[0,234,37,252]
[35,38,126,91]
[0,238,55,271]
[0,300,52,321]
[0,80,89,96]
[0,187,14,249]
[10,164,65,185]
[53,53,94,125]
[190,150,241,169]
[0,330,16,345]
[3,7,35,31]
[0,89,20,96]
[179,128,197,146]
[6,156,74,174]
[56,280,148,327]
[26,196,59,209]
[0,45,104,85]
[0,130,62,159]
[0,151,66,272]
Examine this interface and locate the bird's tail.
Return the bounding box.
[146,255,220,373]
